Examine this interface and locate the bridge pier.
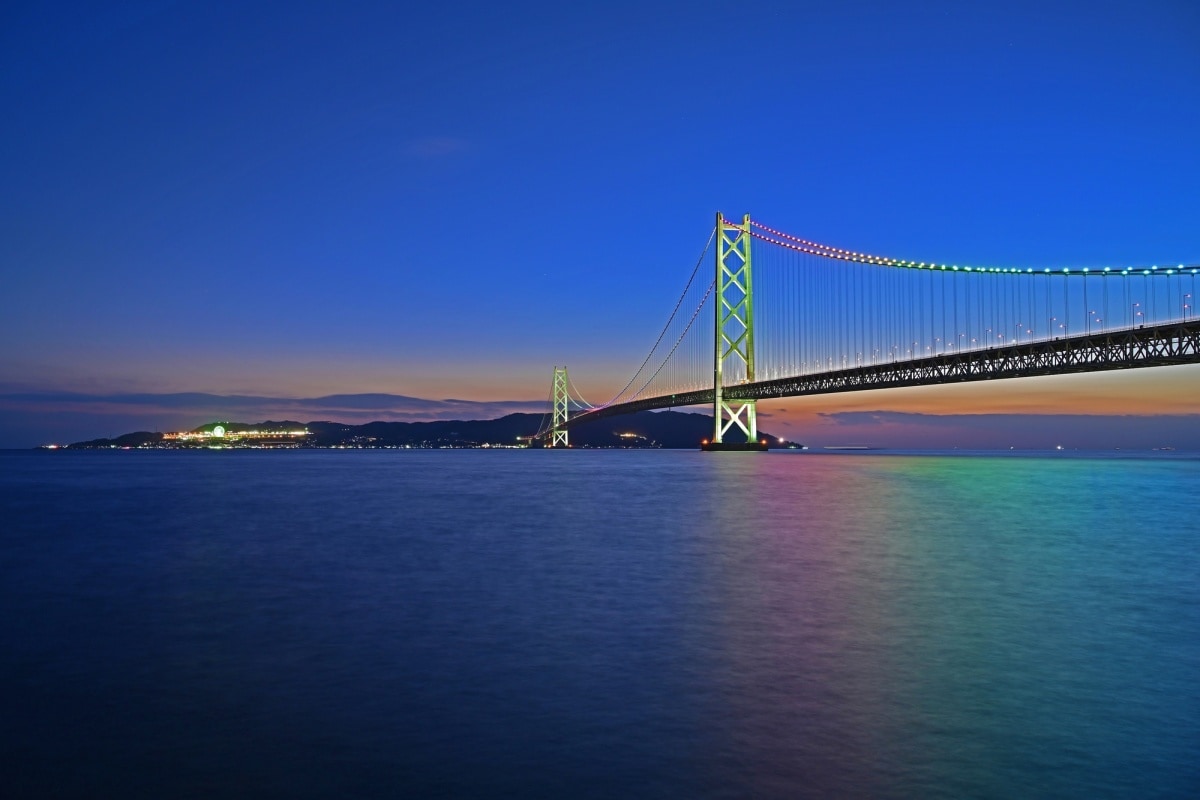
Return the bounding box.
[701,440,768,451]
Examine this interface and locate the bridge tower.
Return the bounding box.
[550,366,569,447]
[703,212,766,451]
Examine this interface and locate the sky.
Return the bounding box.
[2,0,1198,448]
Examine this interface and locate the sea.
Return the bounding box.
[2,448,1198,799]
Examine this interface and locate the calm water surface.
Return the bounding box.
[2,449,1198,798]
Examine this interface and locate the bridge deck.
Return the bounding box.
[559,319,1200,430]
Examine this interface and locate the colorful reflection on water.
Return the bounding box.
[2,450,1197,798]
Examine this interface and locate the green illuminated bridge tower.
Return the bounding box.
[705,212,767,451]
[538,212,1200,449]
[550,366,569,448]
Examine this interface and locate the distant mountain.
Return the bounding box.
[67,431,166,449]
[64,411,787,450]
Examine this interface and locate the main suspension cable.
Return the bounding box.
[600,227,716,407]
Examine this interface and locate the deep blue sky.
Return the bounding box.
[2,1,1198,447]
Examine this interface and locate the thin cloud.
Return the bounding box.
[0,391,545,425]
[812,410,1200,450]
[404,136,470,158]
[0,390,554,446]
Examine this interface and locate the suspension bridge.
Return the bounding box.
[536,213,1200,450]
